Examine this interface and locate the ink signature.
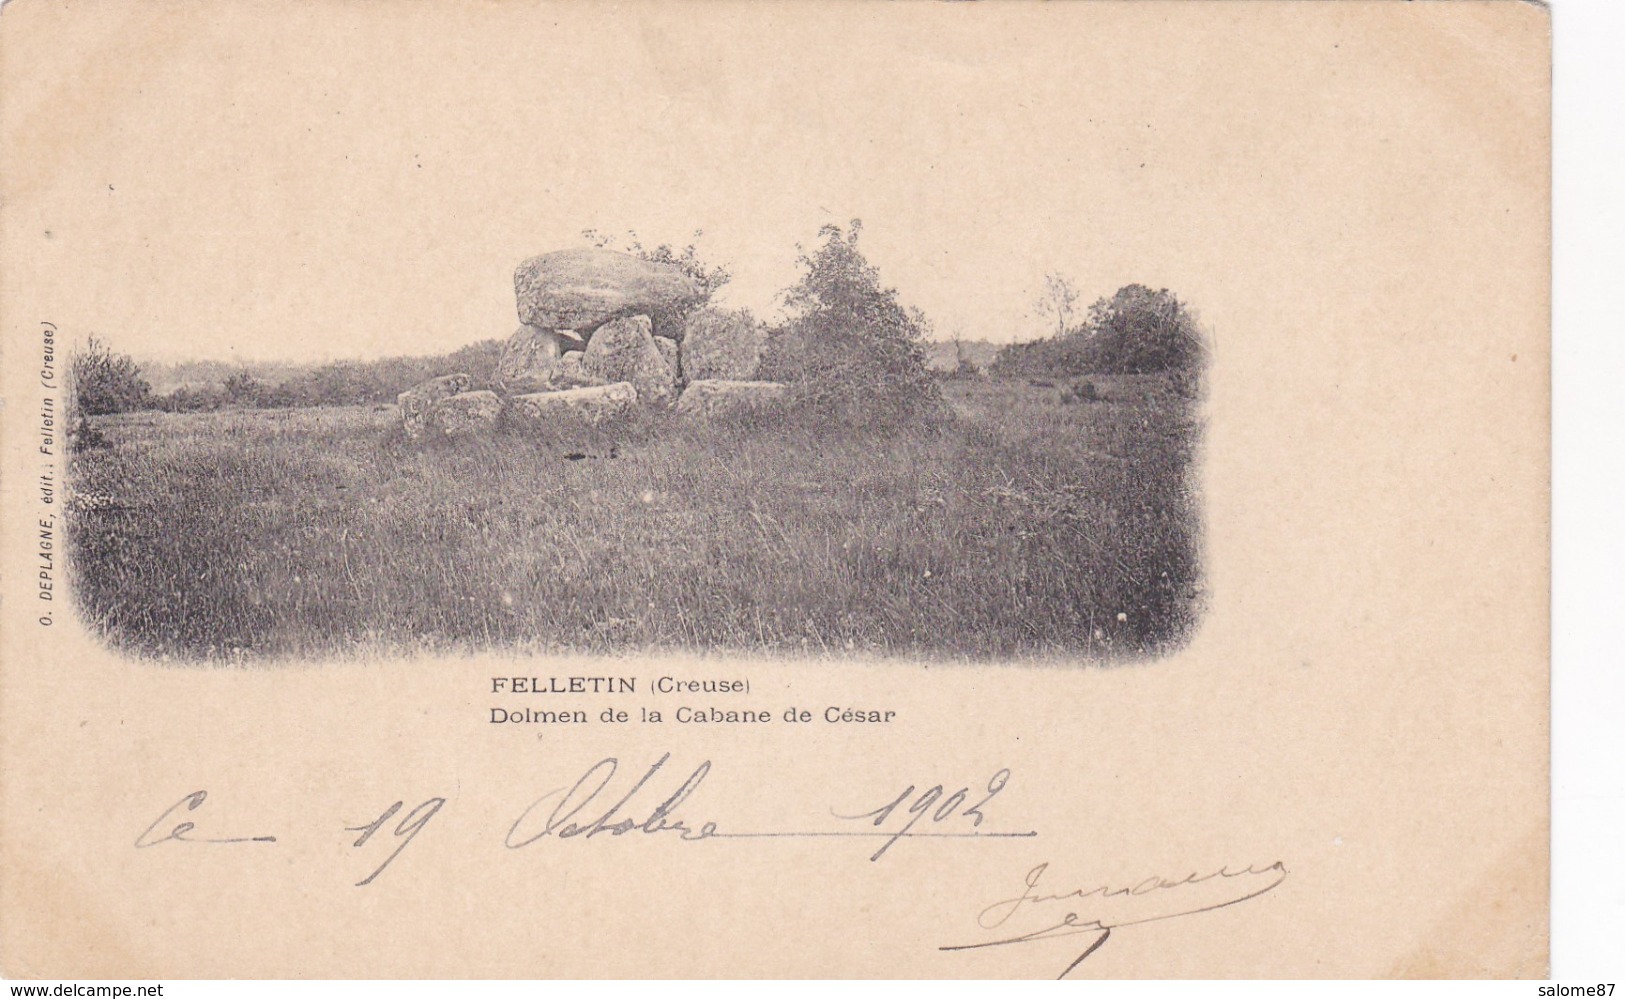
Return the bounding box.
[941,859,1289,978]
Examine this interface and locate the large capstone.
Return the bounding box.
[582,315,676,405]
[514,247,703,338]
[397,373,471,439]
[508,383,638,426]
[675,379,789,419]
[423,390,502,438]
[679,307,764,381]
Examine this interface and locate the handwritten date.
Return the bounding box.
[134,754,1034,893]
[134,789,443,887]
[834,768,1012,860]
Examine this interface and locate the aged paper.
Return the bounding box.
[0,0,1549,979]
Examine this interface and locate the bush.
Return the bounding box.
[679,306,767,382]
[993,284,1206,379]
[758,220,941,429]
[1079,284,1205,374]
[71,335,151,415]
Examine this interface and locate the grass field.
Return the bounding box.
[65,375,1203,663]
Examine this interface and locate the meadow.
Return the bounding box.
[64,375,1202,664]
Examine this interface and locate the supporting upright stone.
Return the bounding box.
[492,325,585,394]
[582,315,676,406]
[653,336,681,384]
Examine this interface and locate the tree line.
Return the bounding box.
[71,338,506,415]
[70,229,1204,423]
[994,276,1206,378]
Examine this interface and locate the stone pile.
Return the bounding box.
[397,247,790,440]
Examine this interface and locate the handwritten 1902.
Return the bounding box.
[133,753,1034,887]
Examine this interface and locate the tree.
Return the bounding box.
[993,284,1205,378]
[759,220,940,427]
[1034,272,1081,337]
[1078,284,1205,373]
[72,335,151,415]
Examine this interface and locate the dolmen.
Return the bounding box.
[397,246,790,439]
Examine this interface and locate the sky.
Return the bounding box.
[5,1,1545,365]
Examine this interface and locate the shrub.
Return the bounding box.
[993,284,1206,379]
[758,220,941,429]
[679,306,766,382]
[71,335,151,415]
[1079,284,1205,374]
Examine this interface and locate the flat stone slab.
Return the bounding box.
[508,382,639,425]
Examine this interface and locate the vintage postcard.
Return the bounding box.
[0,0,1549,979]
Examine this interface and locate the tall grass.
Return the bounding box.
[65,375,1202,663]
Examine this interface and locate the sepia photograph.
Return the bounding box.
[62,225,1206,664]
[26,0,1229,667]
